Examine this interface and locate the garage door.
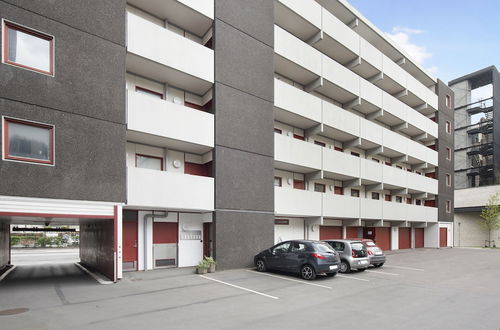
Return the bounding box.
[319,226,342,240]
[439,227,447,247]
[346,227,362,239]
[374,227,390,251]
[398,228,411,249]
[415,228,424,248]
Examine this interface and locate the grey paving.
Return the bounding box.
[0,248,499,330]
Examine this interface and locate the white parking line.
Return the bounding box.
[337,274,369,282]
[366,270,399,276]
[246,270,332,289]
[199,275,279,300]
[383,265,424,271]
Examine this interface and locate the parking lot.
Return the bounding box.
[1,248,500,330]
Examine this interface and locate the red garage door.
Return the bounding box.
[415,228,424,248]
[439,227,448,247]
[346,227,362,239]
[398,228,411,249]
[374,227,391,251]
[319,226,342,240]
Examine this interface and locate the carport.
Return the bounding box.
[0,197,122,282]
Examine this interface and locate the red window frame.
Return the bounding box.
[446,173,451,186]
[446,95,451,108]
[334,186,343,195]
[385,194,392,202]
[3,21,54,76]
[3,117,55,165]
[293,134,305,141]
[446,147,452,160]
[334,146,344,152]
[135,86,163,99]
[314,141,326,147]
[293,180,305,190]
[135,154,164,171]
[445,121,451,134]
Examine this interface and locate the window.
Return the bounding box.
[328,241,345,252]
[446,173,451,186]
[274,219,289,225]
[396,165,403,169]
[274,128,282,134]
[314,141,326,147]
[396,196,403,203]
[446,95,451,108]
[314,183,326,193]
[136,86,163,99]
[334,146,344,152]
[3,117,54,165]
[406,198,412,204]
[274,176,282,187]
[385,194,392,202]
[2,21,54,75]
[294,179,305,190]
[351,189,360,197]
[351,151,360,157]
[293,134,305,141]
[271,242,290,254]
[446,121,451,134]
[385,162,392,166]
[290,242,307,252]
[372,158,380,163]
[416,199,421,205]
[446,147,452,160]
[446,200,451,213]
[135,154,163,171]
[334,186,344,195]
[372,192,380,200]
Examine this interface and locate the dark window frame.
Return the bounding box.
[135,153,164,171]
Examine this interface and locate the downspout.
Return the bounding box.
[144,210,168,270]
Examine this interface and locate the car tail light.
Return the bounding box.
[368,250,373,255]
[311,253,325,259]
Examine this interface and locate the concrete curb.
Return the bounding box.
[75,263,113,285]
[0,265,16,282]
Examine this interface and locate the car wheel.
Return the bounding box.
[339,260,351,273]
[256,259,267,272]
[326,271,337,277]
[300,265,316,280]
[357,268,366,272]
[375,263,384,268]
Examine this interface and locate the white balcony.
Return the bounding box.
[275,133,322,172]
[274,78,321,128]
[407,172,438,195]
[127,167,214,211]
[274,25,322,84]
[322,194,360,219]
[126,11,214,94]
[360,157,383,184]
[319,55,359,103]
[383,202,437,222]
[322,148,359,180]
[275,0,322,40]
[275,187,321,217]
[126,90,214,154]
[360,198,383,220]
[382,201,407,221]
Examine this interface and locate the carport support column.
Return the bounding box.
[115,205,123,280]
[411,227,415,249]
[342,225,347,239]
[391,227,399,250]
[424,223,439,248]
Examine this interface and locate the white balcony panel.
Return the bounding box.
[406,205,437,222]
[407,109,438,138]
[408,140,438,166]
[359,118,383,146]
[177,0,214,19]
[407,173,438,195]
[127,167,214,211]
[361,198,383,220]
[276,0,322,30]
[322,101,360,138]
[127,91,214,153]
[406,75,428,105]
[323,148,359,179]
[382,130,408,156]
[360,38,382,69]
[127,12,213,94]
[274,79,321,123]
[382,165,406,188]
[275,134,322,171]
[382,91,407,122]
[321,10,360,55]
[382,56,406,88]
[275,187,321,217]
[275,25,322,77]
[425,206,438,222]
[360,158,383,183]
[322,194,360,219]
[360,79,383,108]
[383,202,407,221]
[426,88,439,110]
[322,55,360,96]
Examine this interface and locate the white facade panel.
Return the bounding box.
[275,187,322,217]
[359,38,382,69]
[274,218,305,244]
[275,133,322,170]
[322,148,360,179]
[360,198,383,220]
[360,78,383,107]
[322,194,360,219]
[321,9,360,55]
[177,0,214,19]
[277,0,322,29]
[274,78,322,123]
[360,157,383,183]
[322,55,360,96]
[322,101,360,137]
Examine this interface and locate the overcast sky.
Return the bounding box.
[348,0,500,86]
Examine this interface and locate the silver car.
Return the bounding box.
[323,239,370,273]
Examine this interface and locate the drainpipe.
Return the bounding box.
[144,211,168,270]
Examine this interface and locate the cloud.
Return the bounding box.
[385,27,431,65]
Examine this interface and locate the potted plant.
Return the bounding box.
[196,259,209,274]
[204,256,216,273]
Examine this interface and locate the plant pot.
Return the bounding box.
[208,264,216,273]
[196,267,208,274]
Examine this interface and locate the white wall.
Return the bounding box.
[424,222,439,248]
[274,218,305,244]
[178,213,204,267]
[439,222,454,248]
[390,226,399,250]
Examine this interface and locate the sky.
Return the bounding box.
[347,0,500,86]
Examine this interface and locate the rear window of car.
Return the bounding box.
[365,241,376,247]
[351,242,365,251]
[313,243,335,253]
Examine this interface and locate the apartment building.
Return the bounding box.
[449,66,500,247]
[0,0,454,281]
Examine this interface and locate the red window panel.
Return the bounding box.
[334,186,344,195]
[184,161,212,177]
[202,99,213,113]
[385,162,392,166]
[314,141,326,147]
[424,200,436,207]
[153,222,178,244]
[385,194,392,202]
[293,134,305,141]
[293,180,305,190]
[428,144,436,150]
[425,172,436,179]
[406,198,412,204]
[351,152,360,157]
[334,146,344,152]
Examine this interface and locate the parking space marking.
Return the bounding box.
[199,275,279,300]
[365,270,399,276]
[383,265,424,271]
[245,270,332,289]
[337,274,369,282]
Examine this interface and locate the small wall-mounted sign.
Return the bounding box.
[180,230,201,240]
[275,219,289,225]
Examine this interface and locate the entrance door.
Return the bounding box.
[398,228,411,249]
[123,219,138,271]
[439,227,448,247]
[374,227,391,251]
[178,214,203,267]
[415,228,424,248]
[346,227,362,239]
[363,227,375,240]
[319,226,342,240]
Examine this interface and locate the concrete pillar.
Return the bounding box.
[390,227,399,250]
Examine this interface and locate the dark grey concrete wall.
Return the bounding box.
[0,222,9,270]
[80,219,115,280]
[0,1,126,203]
[436,80,455,222]
[213,0,275,269]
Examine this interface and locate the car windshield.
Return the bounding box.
[313,243,335,253]
[365,241,376,247]
[351,242,365,251]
